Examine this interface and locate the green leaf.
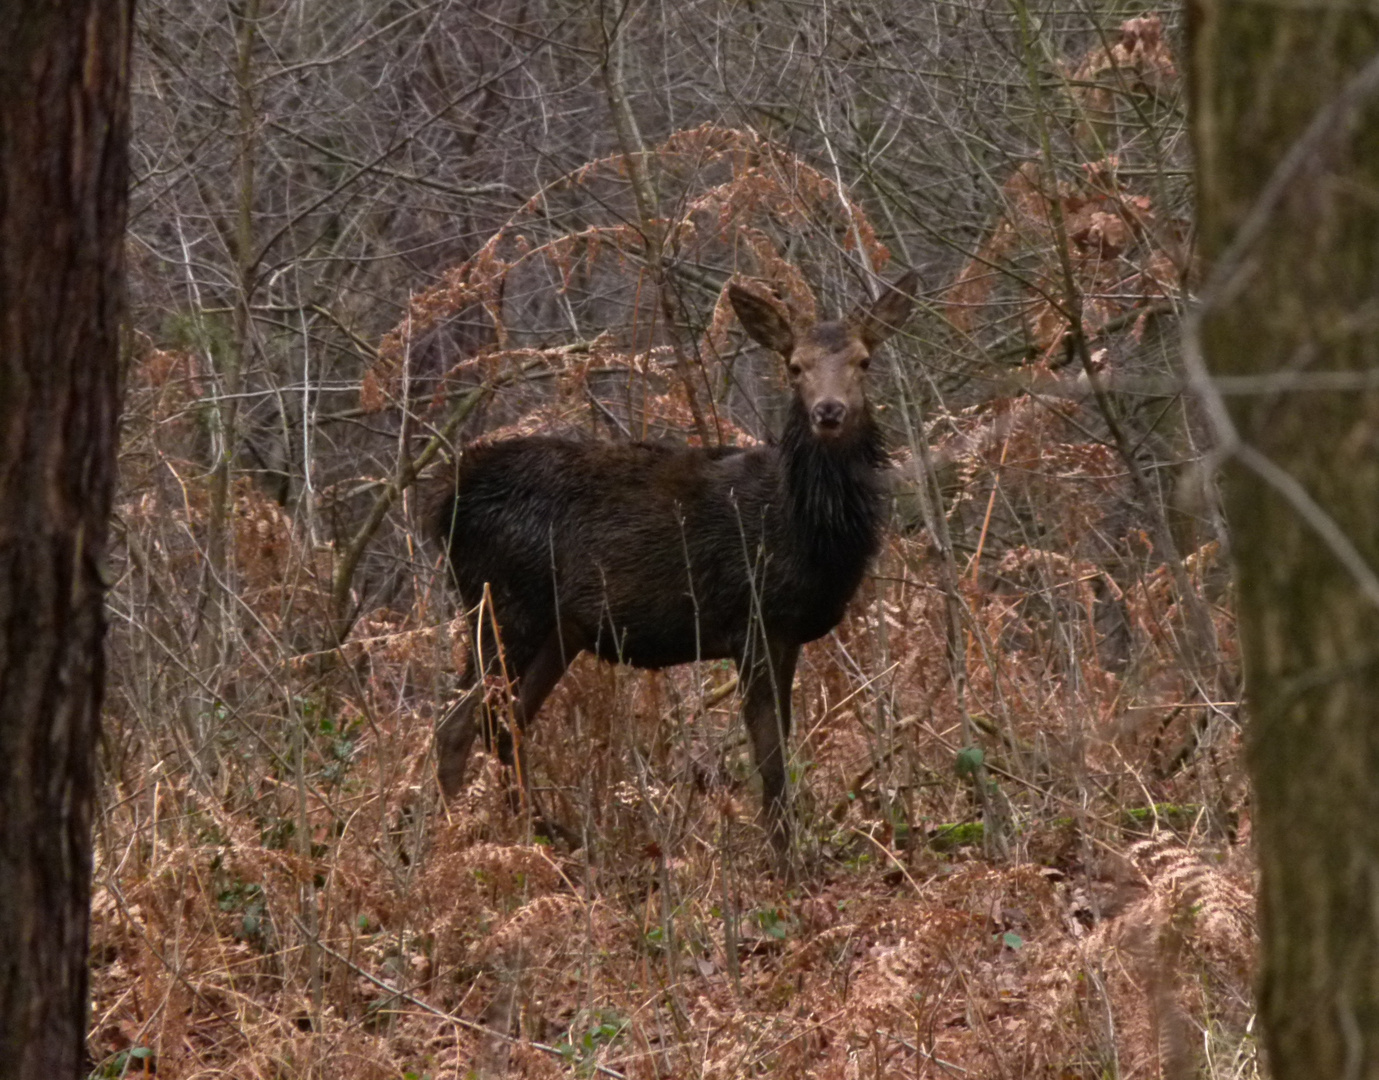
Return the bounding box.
[1000,931,1024,950]
[955,745,985,777]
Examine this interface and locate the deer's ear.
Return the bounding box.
[853,270,919,349]
[728,284,796,356]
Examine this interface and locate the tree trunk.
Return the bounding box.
[1192,8,1379,1077]
[0,3,133,1075]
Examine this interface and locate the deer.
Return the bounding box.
[434,271,918,854]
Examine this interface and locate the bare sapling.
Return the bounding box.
[435,271,919,853]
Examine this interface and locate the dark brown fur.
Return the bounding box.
[435,273,918,851]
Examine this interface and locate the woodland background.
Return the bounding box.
[91,2,1253,1077]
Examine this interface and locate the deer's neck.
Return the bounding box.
[779,399,887,566]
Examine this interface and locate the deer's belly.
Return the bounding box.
[575,577,856,668]
[586,622,739,669]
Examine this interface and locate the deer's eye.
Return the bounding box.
[787,363,803,376]
[859,357,871,371]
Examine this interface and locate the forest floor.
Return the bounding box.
[88,522,1256,1080]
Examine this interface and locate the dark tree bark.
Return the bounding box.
[1192,7,1379,1077]
[0,3,133,1075]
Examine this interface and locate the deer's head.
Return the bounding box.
[729,271,919,440]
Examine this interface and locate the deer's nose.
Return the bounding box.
[811,400,847,430]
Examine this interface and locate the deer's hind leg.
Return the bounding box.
[436,647,483,799]
[512,625,581,737]
[500,625,584,840]
[435,612,525,798]
[436,617,582,803]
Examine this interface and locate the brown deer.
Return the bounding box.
[435,272,918,851]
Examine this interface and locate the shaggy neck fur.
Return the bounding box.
[779,397,887,566]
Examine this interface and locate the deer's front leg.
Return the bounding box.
[739,640,800,855]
